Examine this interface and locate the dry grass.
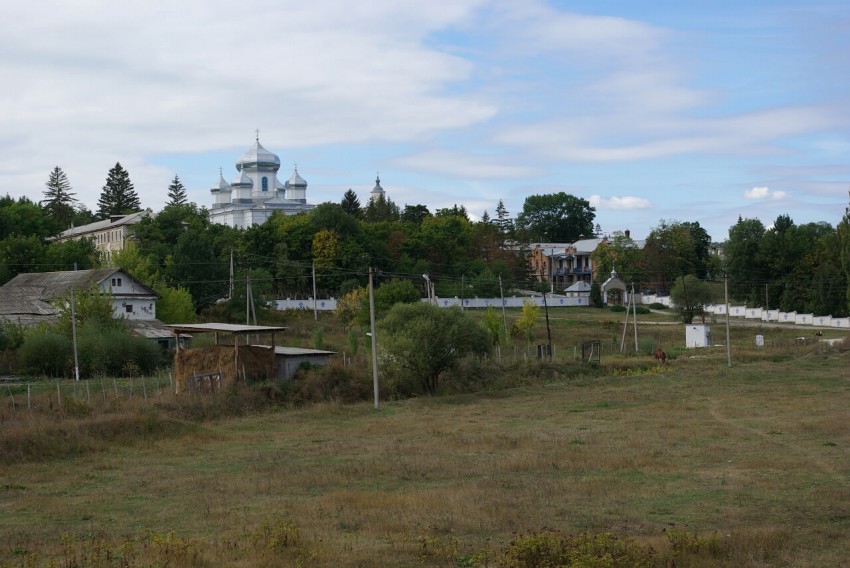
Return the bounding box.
[1,310,849,566]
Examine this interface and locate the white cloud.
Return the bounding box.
[393,150,538,179]
[745,187,789,200]
[0,0,495,209]
[588,195,651,210]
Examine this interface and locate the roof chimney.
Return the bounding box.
[625,229,631,239]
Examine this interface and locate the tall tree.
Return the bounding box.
[340,189,362,219]
[837,189,850,315]
[400,204,431,225]
[363,194,401,223]
[167,174,188,206]
[494,199,513,242]
[515,192,596,243]
[724,216,767,303]
[41,166,77,228]
[643,220,712,294]
[97,162,140,218]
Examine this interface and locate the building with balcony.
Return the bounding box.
[530,237,606,292]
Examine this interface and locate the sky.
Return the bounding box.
[2,0,849,242]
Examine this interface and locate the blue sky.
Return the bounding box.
[2,0,849,241]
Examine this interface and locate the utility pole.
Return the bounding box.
[312,262,318,321]
[632,284,638,352]
[368,267,379,409]
[725,273,732,367]
[542,290,552,359]
[229,249,234,300]
[71,263,80,381]
[498,274,508,338]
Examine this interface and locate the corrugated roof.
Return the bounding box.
[4,268,122,299]
[56,210,147,240]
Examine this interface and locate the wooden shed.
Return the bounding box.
[166,323,287,394]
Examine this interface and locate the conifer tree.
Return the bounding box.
[41,166,77,228]
[167,174,188,206]
[340,188,362,218]
[97,162,140,218]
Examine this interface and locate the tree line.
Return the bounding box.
[2,164,849,319]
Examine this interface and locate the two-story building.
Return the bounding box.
[529,237,607,292]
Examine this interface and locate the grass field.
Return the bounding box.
[2,310,850,566]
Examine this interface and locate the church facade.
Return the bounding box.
[209,137,315,228]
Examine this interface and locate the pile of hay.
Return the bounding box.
[173,345,274,394]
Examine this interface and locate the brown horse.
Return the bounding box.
[654,348,667,365]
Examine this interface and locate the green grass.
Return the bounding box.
[1,310,849,566]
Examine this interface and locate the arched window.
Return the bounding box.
[262,177,269,191]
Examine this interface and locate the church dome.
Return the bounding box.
[285,167,307,188]
[232,169,253,187]
[211,171,231,192]
[236,139,281,172]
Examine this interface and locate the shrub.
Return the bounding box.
[500,530,655,568]
[290,364,371,404]
[18,328,72,376]
[649,302,667,310]
[609,305,627,312]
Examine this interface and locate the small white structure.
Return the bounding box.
[685,324,712,348]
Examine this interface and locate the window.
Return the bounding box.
[111,278,116,286]
[262,176,269,191]
[125,304,133,313]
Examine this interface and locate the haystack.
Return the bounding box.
[173,344,274,394]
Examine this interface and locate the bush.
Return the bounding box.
[609,305,627,312]
[289,364,371,404]
[649,302,667,310]
[501,530,655,568]
[18,328,72,376]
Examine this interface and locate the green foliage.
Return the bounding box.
[74,321,164,377]
[97,162,140,218]
[666,528,729,561]
[670,274,715,324]
[289,364,370,404]
[515,192,596,243]
[347,327,360,356]
[18,328,72,376]
[336,287,366,329]
[0,234,45,284]
[41,166,77,229]
[54,286,118,337]
[643,219,712,294]
[166,174,188,206]
[166,227,228,311]
[312,326,324,350]
[44,237,100,271]
[482,306,506,345]
[374,278,420,311]
[500,530,655,568]
[18,320,163,379]
[589,280,602,308]
[152,283,196,323]
[379,303,491,395]
[516,300,539,346]
[648,302,667,310]
[609,304,627,313]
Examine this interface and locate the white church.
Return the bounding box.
[209,136,316,228]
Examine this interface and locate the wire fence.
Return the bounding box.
[2,371,175,413]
